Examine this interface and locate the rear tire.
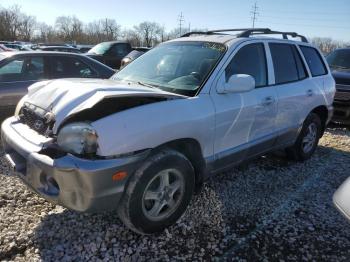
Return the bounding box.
[286,113,321,161]
[118,149,195,234]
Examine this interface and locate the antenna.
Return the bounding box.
[251,2,259,28]
[178,12,185,36]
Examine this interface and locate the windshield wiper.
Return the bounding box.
[137,81,161,89]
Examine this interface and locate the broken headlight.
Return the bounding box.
[57,122,98,155]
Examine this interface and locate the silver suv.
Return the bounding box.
[1,29,335,234]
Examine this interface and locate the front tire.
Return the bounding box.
[286,113,322,161]
[118,149,195,234]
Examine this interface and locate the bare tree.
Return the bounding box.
[102,18,121,41]
[122,29,142,46]
[55,16,72,40]
[134,21,162,47]
[311,37,345,54]
[85,20,104,43]
[35,22,58,43]
[0,5,22,40]
[18,14,36,41]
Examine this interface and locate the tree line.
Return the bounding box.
[0,5,188,46]
[0,5,349,52]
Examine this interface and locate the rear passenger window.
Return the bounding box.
[225,43,267,87]
[300,46,327,77]
[269,43,299,84]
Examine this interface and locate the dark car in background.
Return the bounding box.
[86,41,132,69]
[0,51,115,119]
[35,46,81,53]
[326,48,350,126]
[77,44,94,53]
[120,47,150,68]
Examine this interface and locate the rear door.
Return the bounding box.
[211,41,278,170]
[0,55,48,113]
[267,42,311,145]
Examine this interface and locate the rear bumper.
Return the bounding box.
[1,117,149,212]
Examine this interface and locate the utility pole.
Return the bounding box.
[178,12,185,36]
[251,2,259,28]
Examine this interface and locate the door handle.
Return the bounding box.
[261,96,275,106]
[307,89,313,97]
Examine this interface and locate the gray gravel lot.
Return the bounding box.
[0,127,350,261]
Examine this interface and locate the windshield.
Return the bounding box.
[111,41,226,96]
[88,42,112,55]
[326,49,350,70]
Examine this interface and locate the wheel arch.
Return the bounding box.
[151,138,207,191]
[310,105,328,137]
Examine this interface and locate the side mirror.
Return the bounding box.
[221,74,255,93]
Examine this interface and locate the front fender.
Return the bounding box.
[91,94,215,158]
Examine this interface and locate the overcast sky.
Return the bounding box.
[2,0,350,41]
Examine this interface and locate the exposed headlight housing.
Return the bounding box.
[57,122,98,155]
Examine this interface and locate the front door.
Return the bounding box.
[211,42,278,171]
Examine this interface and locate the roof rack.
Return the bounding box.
[181,28,308,43]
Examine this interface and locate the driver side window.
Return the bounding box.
[225,43,267,87]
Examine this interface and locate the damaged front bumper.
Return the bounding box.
[1,117,149,212]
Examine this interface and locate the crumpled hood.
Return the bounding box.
[25,78,184,131]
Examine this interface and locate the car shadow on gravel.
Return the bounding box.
[28,137,350,261]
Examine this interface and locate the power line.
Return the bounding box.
[250,2,259,28]
[261,15,349,22]
[178,12,185,36]
[261,9,349,16]
[258,20,350,30]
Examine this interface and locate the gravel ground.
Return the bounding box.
[0,127,350,261]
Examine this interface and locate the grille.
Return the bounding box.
[18,103,53,136]
[334,91,350,102]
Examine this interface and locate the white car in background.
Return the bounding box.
[1,28,335,234]
[334,177,350,221]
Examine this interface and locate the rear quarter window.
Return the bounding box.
[300,46,327,77]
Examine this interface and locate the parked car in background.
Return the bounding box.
[4,43,32,51]
[0,51,115,119]
[1,28,335,234]
[87,41,132,69]
[120,48,151,68]
[0,44,15,52]
[31,43,72,50]
[334,177,350,221]
[326,48,350,126]
[35,46,81,53]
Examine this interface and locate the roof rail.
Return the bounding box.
[181,28,308,43]
[180,28,260,37]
